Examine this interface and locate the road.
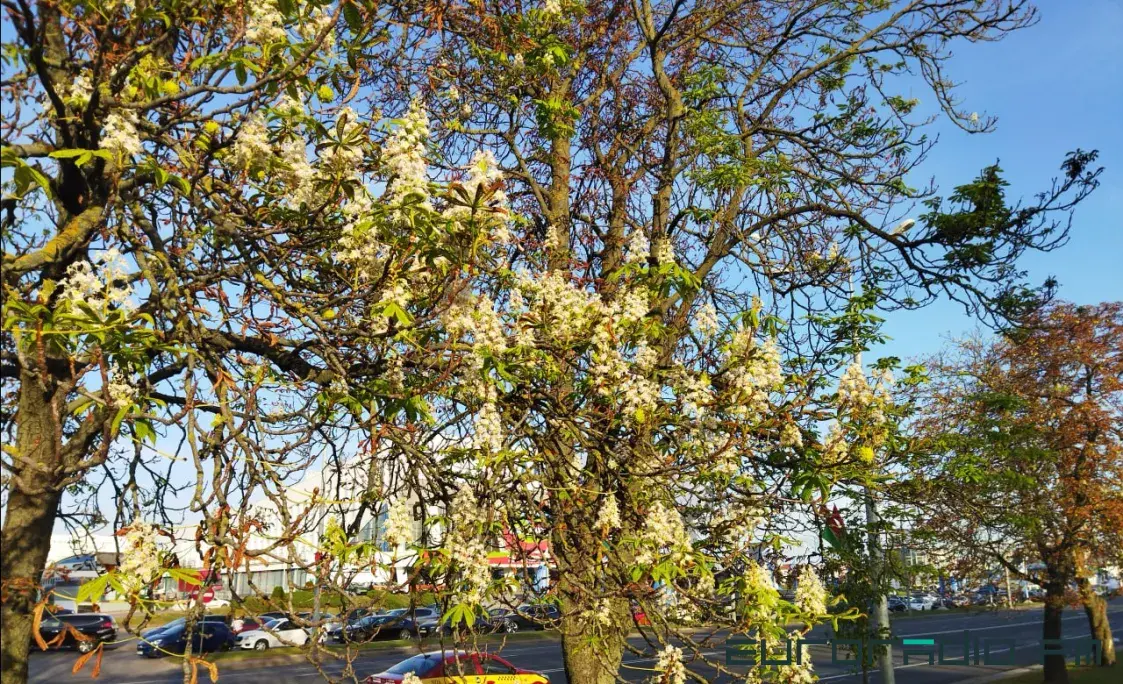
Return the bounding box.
[28,600,1123,684]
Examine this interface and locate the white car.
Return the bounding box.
[907,595,938,610]
[234,618,310,650]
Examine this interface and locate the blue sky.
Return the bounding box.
[875,0,1123,364]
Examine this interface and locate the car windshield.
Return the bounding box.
[264,619,286,630]
[386,654,442,676]
[159,618,186,630]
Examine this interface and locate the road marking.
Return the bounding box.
[815,631,1116,682]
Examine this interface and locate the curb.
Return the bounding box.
[957,665,1041,683]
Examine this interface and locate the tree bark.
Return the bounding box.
[1077,577,1116,666]
[1,370,64,684]
[559,598,629,684]
[1042,580,1069,684]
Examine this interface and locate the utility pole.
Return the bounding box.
[849,233,901,684]
[866,492,896,684]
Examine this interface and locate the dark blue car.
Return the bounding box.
[136,621,233,657]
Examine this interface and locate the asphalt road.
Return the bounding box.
[27,600,1123,684]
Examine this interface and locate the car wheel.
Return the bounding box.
[398,629,413,641]
[254,640,269,651]
[504,621,518,634]
[77,641,96,654]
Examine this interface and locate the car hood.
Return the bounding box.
[238,629,267,640]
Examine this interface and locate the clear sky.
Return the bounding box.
[874,0,1123,365]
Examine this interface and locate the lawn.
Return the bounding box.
[1003,666,1119,684]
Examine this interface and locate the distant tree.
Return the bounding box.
[901,302,1123,682]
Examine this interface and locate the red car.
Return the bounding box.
[364,650,549,684]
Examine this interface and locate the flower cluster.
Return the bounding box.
[58,248,134,313]
[443,486,491,605]
[679,373,712,419]
[402,672,423,684]
[821,423,848,465]
[595,493,621,532]
[653,645,686,684]
[837,362,873,410]
[794,565,827,615]
[780,422,803,449]
[385,498,414,547]
[724,332,783,417]
[64,75,92,107]
[106,368,137,406]
[336,191,383,277]
[246,0,287,46]
[626,230,650,264]
[654,238,675,266]
[636,502,691,566]
[472,400,504,454]
[231,113,272,171]
[383,100,432,211]
[118,521,160,595]
[99,111,143,158]
[694,301,719,338]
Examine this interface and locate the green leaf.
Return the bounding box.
[166,568,204,586]
[343,3,363,32]
[76,573,112,604]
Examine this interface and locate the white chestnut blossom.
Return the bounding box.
[625,230,650,264]
[64,74,92,107]
[231,112,272,170]
[402,673,423,684]
[837,361,874,410]
[336,191,383,278]
[383,99,432,211]
[794,565,828,615]
[637,502,691,566]
[822,422,848,465]
[58,248,134,313]
[543,224,562,250]
[444,485,491,605]
[118,520,160,595]
[99,111,143,158]
[298,7,335,51]
[724,333,783,416]
[278,138,317,207]
[653,645,686,684]
[106,368,137,406]
[472,401,505,453]
[680,373,712,418]
[780,422,803,449]
[246,0,287,46]
[694,301,718,338]
[595,493,621,531]
[385,498,414,547]
[654,238,675,266]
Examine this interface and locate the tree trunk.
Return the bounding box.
[1078,578,1116,666]
[559,600,629,684]
[1,371,64,684]
[1042,580,1069,684]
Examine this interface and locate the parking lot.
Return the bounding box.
[27,600,1123,684]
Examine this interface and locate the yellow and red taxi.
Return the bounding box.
[364,650,549,684]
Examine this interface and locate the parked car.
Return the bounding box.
[35,613,117,653]
[907,595,938,611]
[887,597,907,612]
[235,618,310,651]
[631,603,650,626]
[136,621,234,657]
[503,603,561,631]
[363,650,550,684]
[338,607,441,642]
[141,615,228,640]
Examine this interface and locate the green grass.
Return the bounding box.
[1002,665,1119,684]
